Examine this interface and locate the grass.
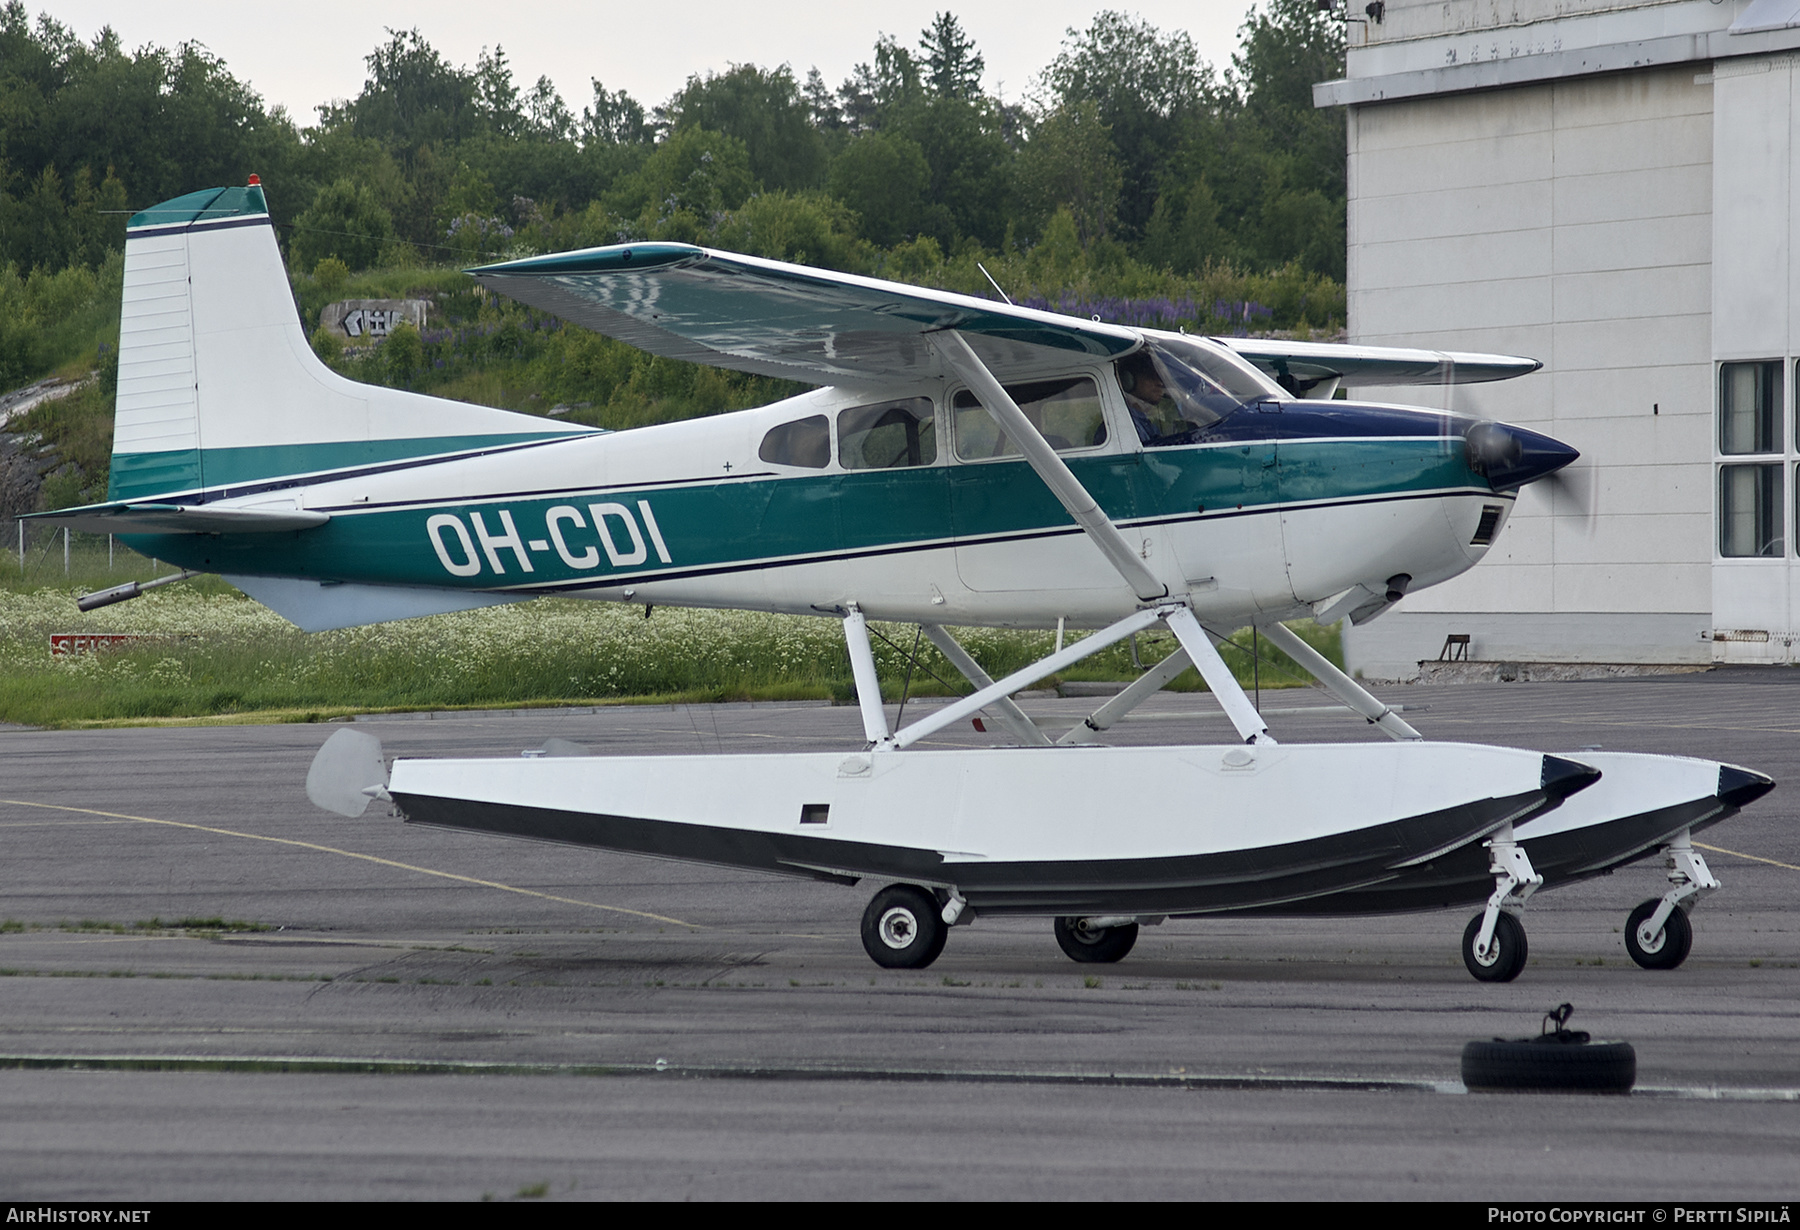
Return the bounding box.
[0,542,1342,727]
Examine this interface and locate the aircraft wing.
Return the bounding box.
[22,501,329,535]
[468,244,1140,385]
[1221,337,1541,388]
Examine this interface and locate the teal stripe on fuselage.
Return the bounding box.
[108,432,591,501]
[125,436,1483,590]
[107,449,204,501]
[1275,437,1475,507]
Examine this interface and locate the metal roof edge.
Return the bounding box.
[1315,25,1800,107]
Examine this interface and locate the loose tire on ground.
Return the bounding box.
[1461,1037,1636,1093]
[1053,917,1139,964]
[1462,911,1528,982]
[860,884,948,970]
[1624,898,1693,970]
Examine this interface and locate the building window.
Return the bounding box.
[1720,464,1784,557]
[1720,361,1781,454]
[1715,362,1785,558]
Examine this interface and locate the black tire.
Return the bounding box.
[1461,1038,1636,1093]
[1053,917,1139,964]
[861,885,948,970]
[1462,911,1528,982]
[1625,899,1693,970]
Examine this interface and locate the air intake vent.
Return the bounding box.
[1470,504,1505,545]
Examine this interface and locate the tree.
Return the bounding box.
[1233,0,1345,168]
[290,177,394,271]
[473,46,525,138]
[1142,177,1232,274]
[828,131,929,246]
[836,35,921,135]
[1228,0,1346,275]
[524,77,574,142]
[581,80,651,146]
[325,29,478,151]
[1041,12,1216,241]
[801,68,842,135]
[893,95,1011,248]
[712,190,869,269]
[0,6,298,269]
[383,320,423,387]
[604,126,755,240]
[919,13,984,100]
[1015,101,1122,248]
[662,64,825,192]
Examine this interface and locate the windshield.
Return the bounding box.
[1116,338,1278,447]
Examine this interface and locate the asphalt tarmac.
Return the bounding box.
[1,672,1796,1201]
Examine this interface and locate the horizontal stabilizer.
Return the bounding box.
[24,501,329,535]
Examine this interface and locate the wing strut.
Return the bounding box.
[931,328,1270,745]
[931,330,1166,603]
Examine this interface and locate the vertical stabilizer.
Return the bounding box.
[109,182,589,502]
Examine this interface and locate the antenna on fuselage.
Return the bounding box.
[977,263,1013,306]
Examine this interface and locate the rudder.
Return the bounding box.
[110,181,587,502]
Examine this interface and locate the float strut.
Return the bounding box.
[1255,621,1421,741]
[843,605,892,748]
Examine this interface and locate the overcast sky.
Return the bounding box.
[28,1,1262,122]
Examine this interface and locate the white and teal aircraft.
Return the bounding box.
[33,181,1773,980]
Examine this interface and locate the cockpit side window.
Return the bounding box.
[838,397,937,469]
[1117,339,1278,447]
[758,415,831,468]
[953,377,1107,460]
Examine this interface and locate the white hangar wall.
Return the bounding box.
[1711,51,1800,662]
[1342,65,1716,677]
[1315,0,1800,678]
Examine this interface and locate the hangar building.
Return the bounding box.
[1314,0,1800,677]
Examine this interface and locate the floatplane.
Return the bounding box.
[31,180,1773,981]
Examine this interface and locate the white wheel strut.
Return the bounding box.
[1636,829,1719,944]
[1471,822,1543,963]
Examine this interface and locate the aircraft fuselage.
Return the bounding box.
[126,378,1528,631]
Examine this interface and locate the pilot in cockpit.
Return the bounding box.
[1118,342,1250,447]
[1118,354,1180,445]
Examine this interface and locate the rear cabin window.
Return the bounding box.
[838,398,937,469]
[952,377,1107,460]
[758,415,831,468]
